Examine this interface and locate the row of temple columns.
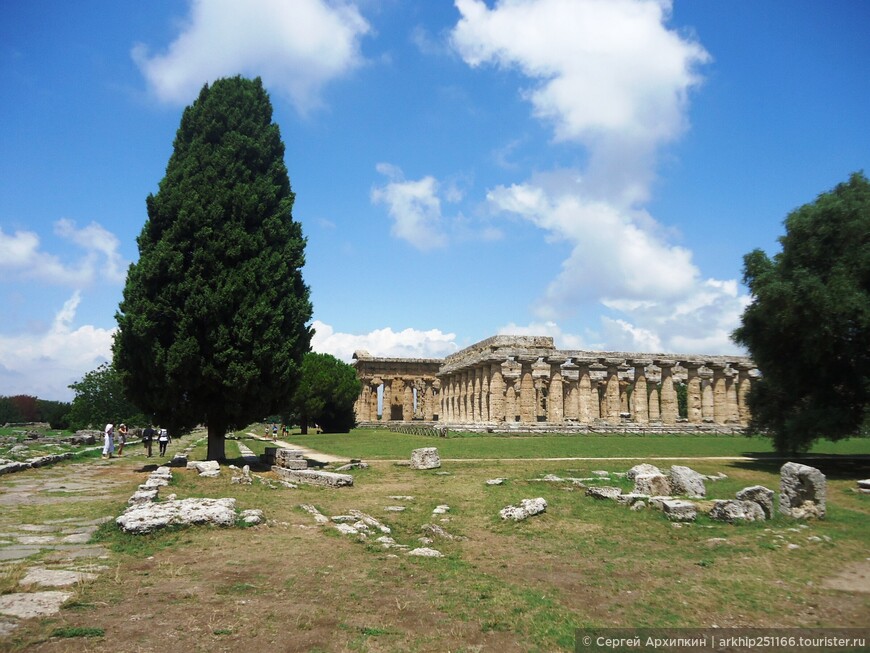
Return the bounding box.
[355,376,440,423]
[437,358,754,427]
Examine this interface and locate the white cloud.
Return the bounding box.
[0,220,127,287]
[450,0,745,354]
[0,292,115,401]
[371,163,449,250]
[132,0,370,111]
[311,320,459,362]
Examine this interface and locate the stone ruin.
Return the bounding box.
[353,334,759,433]
[779,462,826,519]
[271,448,353,488]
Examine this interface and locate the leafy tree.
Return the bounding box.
[37,399,72,430]
[9,395,39,422]
[733,172,870,452]
[291,352,361,433]
[0,397,22,424]
[67,363,146,430]
[114,76,312,460]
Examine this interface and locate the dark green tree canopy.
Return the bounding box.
[114,76,312,458]
[67,363,145,430]
[733,172,870,452]
[291,352,361,433]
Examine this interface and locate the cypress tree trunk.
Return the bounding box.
[207,421,226,461]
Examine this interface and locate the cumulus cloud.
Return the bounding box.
[450,0,745,354]
[132,0,370,111]
[0,292,115,401]
[310,320,459,362]
[0,220,127,287]
[371,163,450,250]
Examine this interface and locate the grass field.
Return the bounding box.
[274,427,870,461]
[3,428,868,652]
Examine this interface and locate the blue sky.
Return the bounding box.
[1,0,868,401]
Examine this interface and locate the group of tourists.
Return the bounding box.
[101,422,170,459]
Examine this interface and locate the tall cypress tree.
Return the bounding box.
[114,76,312,460]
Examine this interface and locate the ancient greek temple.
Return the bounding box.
[352,335,757,433]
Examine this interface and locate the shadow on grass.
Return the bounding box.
[731,453,870,480]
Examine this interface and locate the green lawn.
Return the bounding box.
[278,428,870,461]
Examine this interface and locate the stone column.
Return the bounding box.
[489,363,505,422]
[457,371,465,421]
[576,360,595,423]
[403,381,413,422]
[480,366,490,422]
[505,380,517,422]
[684,362,703,424]
[701,371,714,421]
[547,361,564,424]
[737,364,753,426]
[473,366,482,422]
[657,361,677,426]
[424,381,435,421]
[629,361,650,425]
[369,378,381,422]
[561,360,578,421]
[709,362,728,424]
[604,360,622,425]
[519,360,536,423]
[382,379,392,422]
[648,385,660,421]
[726,367,740,423]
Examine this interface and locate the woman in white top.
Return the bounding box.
[102,423,115,459]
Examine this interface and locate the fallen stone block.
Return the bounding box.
[275,449,307,469]
[634,473,672,496]
[348,509,391,534]
[0,591,73,619]
[499,497,548,521]
[709,500,766,523]
[779,462,826,519]
[239,509,264,525]
[627,463,663,481]
[486,478,506,486]
[735,485,775,520]
[421,523,466,541]
[410,447,441,470]
[585,486,622,500]
[128,488,159,505]
[648,496,673,510]
[272,467,353,488]
[669,465,706,498]
[299,504,330,524]
[662,499,697,522]
[407,547,443,558]
[116,497,237,534]
[187,460,220,474]
[615,493,650,506]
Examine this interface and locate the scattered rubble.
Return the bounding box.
[499,497,547,521]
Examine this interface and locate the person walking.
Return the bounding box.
[117,423,128,456]
[142,424,155,457]
[102,422,115,459]
[157,427,170,457]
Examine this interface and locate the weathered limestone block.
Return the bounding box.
[499,497,547,521]
[116,497,237,534]
[421,523,466,541]
[407,547,443,558]
[272,467,353,488]
[486,478,506,486]
[709,500,765,523]
[779,462,826,519]
[615,493,650,506]
[128,487,159,505]
[662,499,697,522]
[633,474,672,496]
[187,460,220,474]
[669,465,706,498]
[735,485,775,519]
[239,509,264,525]
[299,504,330,524]
[334,461,369,471]
[348,510,391,534]
[410,447,441,470]
[585,486,623,500]
[858,479,870,494]
[275,449,308,469]
[626,463,663,480]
